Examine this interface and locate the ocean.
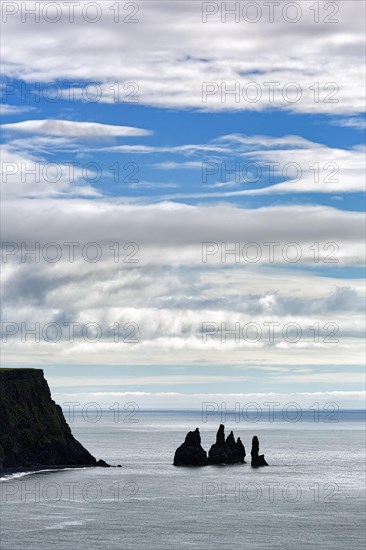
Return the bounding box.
[1,410,365,550]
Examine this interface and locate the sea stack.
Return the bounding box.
[0,368,109,474]
[208,424,245,465]
[173,428,209,466]
[250,435,268,468]
[236,437,246,463]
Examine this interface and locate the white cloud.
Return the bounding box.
[0,104,34,116]
[1,198,365,366]
[1,1,364,114]
[331,117,366,130]
[85,133,366,196]
[1,200,364,262]
[51,389,366,410]
[2,119,151,137]
[0,1,364,388]
[0,143,101,198]
[152,161,203,170]
[236,139,366,194]
[195,134,365,195]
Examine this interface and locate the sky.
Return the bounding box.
[1,0,365,409]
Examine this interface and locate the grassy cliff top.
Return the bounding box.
[0,368,44,378]
[0,368,42,371]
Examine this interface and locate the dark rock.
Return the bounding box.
[226,430,240,462]
[208,425,245,465]
[237,437,246,463]
[216,423,226,445]
[251,435,268,468]
[0,368,107,474]
[173,428,208,466]
[96,459,110,467]
[208,424,228,464]
[257,455,268,466]
[226,430,236,448]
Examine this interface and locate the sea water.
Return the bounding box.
[1,410,365,550]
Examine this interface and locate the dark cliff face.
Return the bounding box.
[0,368,97,471]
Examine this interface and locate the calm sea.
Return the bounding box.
[1,410,365,549]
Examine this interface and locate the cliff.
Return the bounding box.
[0,368,101,473]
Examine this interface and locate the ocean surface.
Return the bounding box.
[1,410,365,550]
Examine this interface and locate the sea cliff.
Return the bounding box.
[0,368,100,474]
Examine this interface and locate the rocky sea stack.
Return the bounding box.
[174,425,267,467]
[0,368,109,475]
[251,435,268,468]
[173,428,209,466]
[208,424,246,465]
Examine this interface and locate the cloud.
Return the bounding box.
[331,116,366,130]
[127,180,178,190]
[152,161,203,170]
[85,133,366,196]
[2,119,152,137]
[0,143,101,198]
[53,390,366,410]
[242,146,365,195]
[1,200,364,257]
[205,134,366,194]
[1,198,365,366]
[0,0,364,392]
[1,1,364,114]
[0,104,34,116]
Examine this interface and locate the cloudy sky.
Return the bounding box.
[1,0,365,409]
